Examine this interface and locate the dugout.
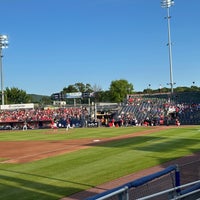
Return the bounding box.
[0,120,52,130]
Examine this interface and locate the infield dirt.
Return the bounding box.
[0,126,170,163]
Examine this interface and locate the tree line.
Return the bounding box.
[2,80,200,106]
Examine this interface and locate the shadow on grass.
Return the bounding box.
[0,173,68,200]
[91,135,200,155]
[0,169,107,200]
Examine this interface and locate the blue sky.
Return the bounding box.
[1,0,200,95]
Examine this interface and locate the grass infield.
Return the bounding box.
[0,126,200,200]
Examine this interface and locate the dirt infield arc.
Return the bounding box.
[0,126,170,164]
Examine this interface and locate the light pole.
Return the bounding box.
[161,0,175,94]
[0,34,8,105]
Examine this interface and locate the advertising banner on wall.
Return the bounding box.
[0,103,34,110]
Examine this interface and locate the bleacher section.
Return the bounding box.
[119,92,200,126]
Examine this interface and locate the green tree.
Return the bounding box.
[85,83,93,93]
[39,96,52,106]
[174,86,190,93]
[5,87,31,104]
[190,85,200,92]
[94,90,110,102]
[74,82,85,92]
[62,82,93,93]
[109,79,134,103]
[63,84,78,93]
[74,82,93,92]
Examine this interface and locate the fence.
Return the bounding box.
[86,161,200,200]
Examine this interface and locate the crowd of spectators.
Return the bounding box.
[0,107,89,130]
[121,94,200,126]
[0,93,200,130]
[0,107,89,122]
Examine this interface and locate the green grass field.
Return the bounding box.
[0,126,200,200]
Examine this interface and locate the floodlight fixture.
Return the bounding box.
[0,34,9,105]
[161,0,174,8]
[161,0,175,94]
[0,35,8,49]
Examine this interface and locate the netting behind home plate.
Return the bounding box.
[86,165,178,200]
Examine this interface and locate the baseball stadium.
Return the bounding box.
[0,0,200,200]
[0,89,200,200]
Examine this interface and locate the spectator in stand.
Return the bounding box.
[0,107,87,129]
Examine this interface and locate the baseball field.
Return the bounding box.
[0,125,199,200]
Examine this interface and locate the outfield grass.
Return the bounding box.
[0,126,200,200]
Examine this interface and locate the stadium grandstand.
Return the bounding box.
[0,92,200,130]
[118,92,200,126]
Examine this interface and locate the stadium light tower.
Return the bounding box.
[161,0,175,94]
[0,34,8,105]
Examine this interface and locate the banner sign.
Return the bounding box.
[66,92,82,99]
[0,103,34,110]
